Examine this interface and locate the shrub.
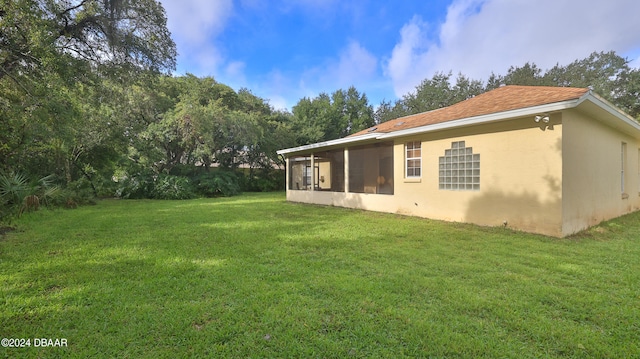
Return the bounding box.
[153,175,196,200]
[0,172,65,222]
[239,169,285,192]
[168,163,201,178]
[115,172,155,199]
[115,172,196,200]
[193,171,241,197]
[61,178,97,205]
[0,172,30,209]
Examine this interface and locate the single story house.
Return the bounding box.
[277,85,640,237]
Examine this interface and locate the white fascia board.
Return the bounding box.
[577,92,640,132]
[276,98,605,155]
[376,100,580,140]
[276,133,379,155]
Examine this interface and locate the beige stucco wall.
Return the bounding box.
[561,109,640,236]
[390,116,564,237]
[317,160,331,190]
[285,108,640,237]
[286,115,565,237]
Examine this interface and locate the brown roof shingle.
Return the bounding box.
[351,85,589,137]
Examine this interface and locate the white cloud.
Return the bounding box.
[286,41,380,105]
[385,15,431,96]
[162,0,232,45]
[278,0,340,13]
[266,95,289,112]
[331,41,378,88]
[248,70,298,111]
[386,0,640,97]
[225,61,247,83]
[244,41,380,111]
[160,0,234,73]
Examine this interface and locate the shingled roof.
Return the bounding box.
[278,84,640,156]
[350,85,590,137]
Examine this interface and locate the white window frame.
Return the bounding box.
[405,141,422,178]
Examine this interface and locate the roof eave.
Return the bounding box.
[276,133,379,155]
[376,99,580,140]
[277,94,640,156]
[576,92,640,135]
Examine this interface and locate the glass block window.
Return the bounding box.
[438,141,480,190]
[405,141,421,178]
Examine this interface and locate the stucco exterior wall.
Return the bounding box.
[390,116,564,237]
[561,109,640,236]
[317,160,331,190]
[286,116,565,237]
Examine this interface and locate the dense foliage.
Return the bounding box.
[2,2,640,223]
[290,86,375,145]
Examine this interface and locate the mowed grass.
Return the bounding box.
[1,192,639,358]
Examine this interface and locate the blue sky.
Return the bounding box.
[159,0,640,111]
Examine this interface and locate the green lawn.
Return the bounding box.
[1,192,639,358]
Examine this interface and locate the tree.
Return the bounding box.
[1,0,176,83]
[332,87,375,137]
[291,94,332,145]
[502,62,546,86]
[615,68,640,119]
[543,51,628,92]
[374,99,409,124]
[248,110,295,171]
[498,51,639,119]
[133,75,291,177]
[291,87,374,145]
[403,72,454,113]
[383,72,484,119]
[376,51,640,123]
[542,51,637,118]
[0,0,176,186]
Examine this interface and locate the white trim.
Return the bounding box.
[405,141,422,178]
[276,133,378,155]
[579,92,640,131]
[377,100,579,140]
[277,93,640,155]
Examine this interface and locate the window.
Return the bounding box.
[405,141,422,178]
[348,142,394,195]
[439,141,480,190]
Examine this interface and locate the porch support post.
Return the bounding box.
[310,154,315,191]
[344,148,349,193]
[284,157,289,191]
